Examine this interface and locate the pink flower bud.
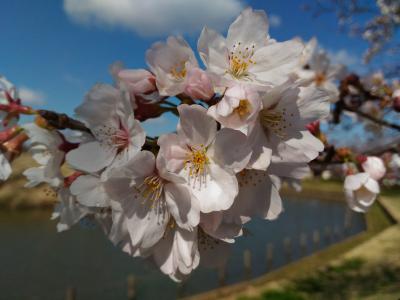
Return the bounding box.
[1,132,28,160]
[118,69,156,95]
[306,120,320,135]
[0,126,21,144]
[184,68,214,101]
[64,171,83,188]
[0,91,35,127]
[362,156,386,181]
[133,95,164,122]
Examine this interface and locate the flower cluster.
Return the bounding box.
[1,7,391,281]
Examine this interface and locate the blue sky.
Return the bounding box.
[0,0,382,136]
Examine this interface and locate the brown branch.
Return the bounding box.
[343,106,400,132]
[37,109,160,150]
[37,110,92,134]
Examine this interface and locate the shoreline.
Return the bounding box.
[183,194,398,300]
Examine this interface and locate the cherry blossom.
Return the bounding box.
[207,85,262,135]
[102,150,200,254]
[344,172,380,213]
[198,7,303,89]
[249,81,330,169]
[361,156,387,181]
[158,104,251,213]
[149,223,199,281]
[52,186,92,232]
[22,123,73,187]
[66,84,145,177]
[184,68,214,101]
[0,5,394,282]
[146,36,198,96]
[297,39,344,103]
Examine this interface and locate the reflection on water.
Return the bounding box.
[0,197,365,300]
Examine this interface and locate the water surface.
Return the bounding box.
[0,197,365,299]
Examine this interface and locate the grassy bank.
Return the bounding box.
[0,153,56,210]
[185,180,398,300]
[232,195,400,300]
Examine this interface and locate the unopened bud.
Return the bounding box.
[118,69,156,95]
[64,171,83,188]
[133,95,164,121]
[184,68,214,101]
[1,132,28,160]
[35,115,54,129]
[337,147,352,160]
[0,126,22,144]
[306,120,320,135]
[356,154,367,164]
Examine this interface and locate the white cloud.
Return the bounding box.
[269,14,281,28]
[19,87,46,105]
[63,0,244,36]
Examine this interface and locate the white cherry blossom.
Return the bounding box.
[362,156,387,181]
[22,123,66,187]
[52,187,93,232]
[66,84,145,177]
[103,150,200,254]
[146,36,198,96]
[248,81,330,169]
[297,39,345,103]
[344,172,380,213]
[158,104,251,213]
[198,8,303,88]
[150,224,199,282]
[207,85,262,135]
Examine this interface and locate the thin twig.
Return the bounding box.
[343,106,400,132]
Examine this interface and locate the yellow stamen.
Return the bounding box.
[170,61,187,80]
[184,144,209,185]
[227,42,256,79]
[315,73,326,86]
[233,99,252,119]
[136,175,164,208]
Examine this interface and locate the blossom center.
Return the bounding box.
[170,61,187,80]
[94,121,130,152]
[228,42,256,79]
[260,108,293,138]
[184,144,209,184]
[112,126,130,152]
[136,175,164,207]
[315,72,326,86]
[238,169,267,187]
[233,99,252,119]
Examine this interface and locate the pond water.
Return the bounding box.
[0,197,366,300]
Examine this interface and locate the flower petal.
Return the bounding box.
[188,163,238,213]
[70,175,109,207]
[0,152,12,180]
[226,7,269,49]
[177,104,217,147]
[197,27,228,73]
[209,128,252,173]
[165,183,200,230]
[66,141,116,173]
[251,40,303,86]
